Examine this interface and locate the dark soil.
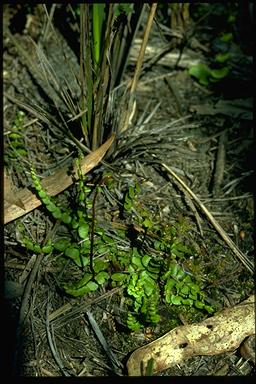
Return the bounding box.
[3,4,254,377]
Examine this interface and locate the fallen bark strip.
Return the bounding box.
[126,294,255,376]
[4,134,115,224]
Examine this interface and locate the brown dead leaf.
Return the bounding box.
[4,170,26,210]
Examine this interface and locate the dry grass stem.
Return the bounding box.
[162,162,253,274]
[120,3,158,134]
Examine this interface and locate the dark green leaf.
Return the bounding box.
[38,190,47,199]
[65,246,80,260]
[171,295,182,305]
[124,201,132,211]
[86,281,99,291]
[94,259,108,273]
[71,219,79,229]
[150,313,160,324]
[194,300,204,309]
[42,196,51,206]
[23,238,35,251]
[132,255,143,269]
[127,312,141,331]
[78,223,89,239]
[181,298,194,306]
[204,305,215,314]
[215,52,230,63]
[188,293,197,300]
[76,272,93,288]
[176,269,186,280]
[165,278,176,291]
[210,66,229,80]
[64,280,95,297]
[61,212,72,224]
[169,263,179,277]
[9,132,22,139]
[42,244,53,254]
[188,282,200,292]
[34,244,41,253]
[52,208,62,219]
[188,63,211,86]
[144,281,155,296]
[95,271,110,285]
[111,273,127,282]
[46,202,57,212]
[143,218,152,228]
[79,191,85,202]
[128,185,135,199]
[16,149,28,156]
[54,239,70,252]
[135,183,141,194]
[180,285,190,295]
[142,255,151,268]
[154,240,161,250]
[10,140,24,148]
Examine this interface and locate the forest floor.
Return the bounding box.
[3,4,254,377]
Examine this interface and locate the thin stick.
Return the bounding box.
[46,293,72,376]
[85,310,123,374]
[89,186,99,276]
[165,171,203,236]
[121,3,158,133]
[161,162,253,274]
[212,131,227,197]
[49,287,122,322]
[130,3,158,95]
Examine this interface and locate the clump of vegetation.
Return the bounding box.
[19,165,215,331]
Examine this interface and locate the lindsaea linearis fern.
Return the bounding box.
[20,169,215,330]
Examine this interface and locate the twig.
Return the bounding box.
[161,162,254,274]
[130,3,158,96]
[164,77,183,117]
[212,131,227,197]
[89,185,99,276]
[13,250,44,374]
[165,169,203,237]
[120,3,158,133]
[17,222,59,330]
[49,287,122,323]
[18,255,43,329]
[46,293,72,376]
[85,310,123,375]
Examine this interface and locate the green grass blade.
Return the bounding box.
[92,3,105,68]
[80,4,94,144]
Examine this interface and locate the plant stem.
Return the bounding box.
[120,3,158,133]
[89,184,100,276]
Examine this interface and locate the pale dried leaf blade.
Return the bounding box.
[4,171,26,210]
[4,134,115,224]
